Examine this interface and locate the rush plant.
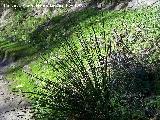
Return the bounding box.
[29,13,156,119]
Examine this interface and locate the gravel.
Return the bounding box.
[0,69,34,120]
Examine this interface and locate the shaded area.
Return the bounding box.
[28,7,128,50]
[0,0,158,69]
[0,39,37,68]
[0,7,128,71]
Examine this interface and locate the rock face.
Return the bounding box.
[127,0,160,9]
[68,0,159,12]
[97,0,160,10]
[114,2,128,10]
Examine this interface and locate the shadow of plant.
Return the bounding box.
[28,7,128,51]
[0,7,128,69]
[29,26,160,119]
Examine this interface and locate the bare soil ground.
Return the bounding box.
[0,66,34,120]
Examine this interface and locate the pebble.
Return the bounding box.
[0,74,34,119]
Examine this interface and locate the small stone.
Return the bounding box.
[0,75,3,79]
[11,109,16,111]
[114,2,127,10]
[0,92,4,95]
[5,110,10,113]
[22,110,27,113]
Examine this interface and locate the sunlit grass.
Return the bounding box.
[4,6,159,105]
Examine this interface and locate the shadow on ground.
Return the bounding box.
[0,7,129,73]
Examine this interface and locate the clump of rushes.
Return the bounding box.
[29,12,156,120]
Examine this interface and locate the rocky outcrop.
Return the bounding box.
[127,0,159,9]
[96,0,160,10]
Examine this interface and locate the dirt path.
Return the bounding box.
[0,66,34,120]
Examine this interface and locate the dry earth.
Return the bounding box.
[0,66,34,120]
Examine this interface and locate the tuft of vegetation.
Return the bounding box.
[30,23,158,120]
[16,7,159,119]
[3,3,160,120]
